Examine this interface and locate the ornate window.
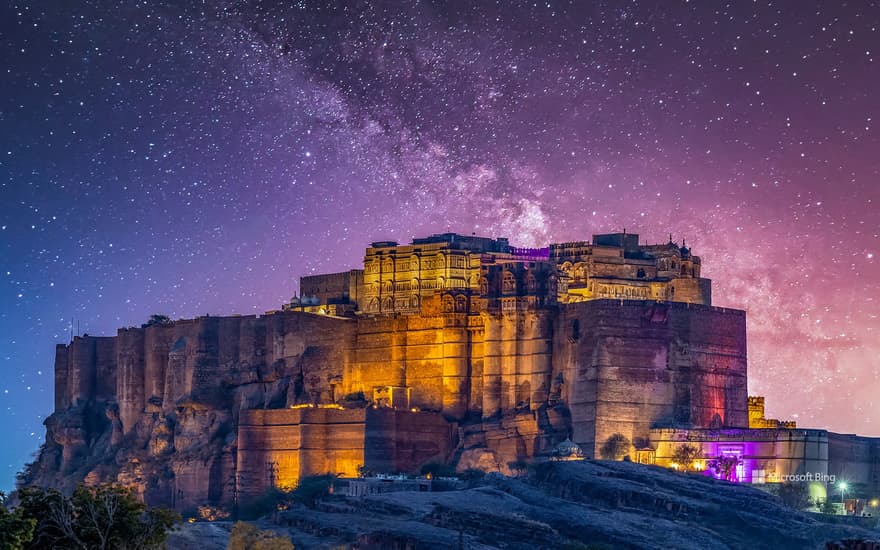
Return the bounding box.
[526,274,537,293]
[502,271,516,294]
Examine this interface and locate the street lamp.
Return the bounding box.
[839,481,848,515]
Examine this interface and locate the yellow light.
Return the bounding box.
[670,462,680,470]
[871,499,879,508]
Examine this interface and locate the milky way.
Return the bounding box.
[1,1,878,490]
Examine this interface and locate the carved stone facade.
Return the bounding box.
[295,232,711,315]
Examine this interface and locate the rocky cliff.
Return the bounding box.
[22,312,355,510]
[165,461,880,550]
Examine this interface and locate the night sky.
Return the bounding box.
[1,1,878,491]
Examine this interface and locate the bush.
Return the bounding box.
[777,482,811,510]
[15,484,179,550]
[671,444,703,471]
[227,521,293,550]
[238,487,291,521]
[0,491,37,550]
[599,433,631,461]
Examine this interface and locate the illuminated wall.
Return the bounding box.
[649,427,829,485]
[236,407,454,502]
[555,301,749,459]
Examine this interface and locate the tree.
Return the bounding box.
[290,475,336,509]
[0,491,37,550]
[142,314,172,328]
[16,484,179,550]
[227,521,294,550]
[671,444,703,472]
[777,482,811,510]
[707,455,738,481]
[599,433,631,461]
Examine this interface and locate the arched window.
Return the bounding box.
[455,296,467,312]
[479,277,489,296]
[442,295,454,312]
[637,268,646,278]
[502,271,516,293]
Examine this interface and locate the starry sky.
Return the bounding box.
[1,1,878,491]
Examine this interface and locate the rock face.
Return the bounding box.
[266,461,879,550]
[24,312,356,510]
[24,296,748,513]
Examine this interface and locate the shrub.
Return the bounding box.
[599,433,631,461]
[227,521,294,550]
[15,484,179,550]
[671,444,703,471]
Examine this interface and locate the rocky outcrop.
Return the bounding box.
[265,461,879,550]
[22,311,356,512]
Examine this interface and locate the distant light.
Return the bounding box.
[839,481,848,490]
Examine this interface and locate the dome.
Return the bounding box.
[552,438,584,459]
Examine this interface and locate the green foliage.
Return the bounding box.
[227,521,294,550]
[291,475,336,508]
[707,455,738,481]
[142,314,173,328]
[777,482,811,510]
[15,484,179,550]
[0,491,37,550]
[599,433,631,461]
[671,444,703,471]
[238,487,291,521]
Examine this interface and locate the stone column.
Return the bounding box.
[481,313,502,418]
[441,325,469,420]
[116,329,145,434]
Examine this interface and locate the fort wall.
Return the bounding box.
[554,300,748,457]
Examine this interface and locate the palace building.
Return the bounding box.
[28,231,879,512]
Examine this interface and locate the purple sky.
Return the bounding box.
[1,1,878,490]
